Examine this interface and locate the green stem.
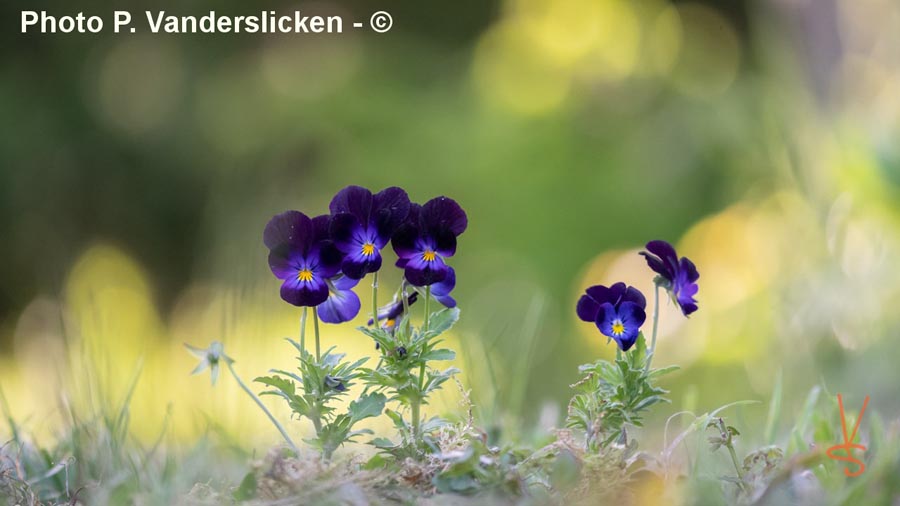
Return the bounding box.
[313,310,321,361]
[423,286,431,332]
[645,283,661,372]
[300,307,308,353]
[727,443,746,487]
[412,286,432,443]
[226,361,298,454]
[371,271,379,326]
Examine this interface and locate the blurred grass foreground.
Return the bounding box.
[3,0,900,503]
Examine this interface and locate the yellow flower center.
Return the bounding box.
[611,320,625,336]
[362,243,376,256]
[384,318,395,328]
[422,250,437,262]
[297,269,314,282]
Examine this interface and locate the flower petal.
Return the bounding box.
[330,212,364,253]
[263,211,312,251]
[596,303,618,337]
[421,197,467,237]
[404,254,449,286]
[617,301,647,329]
[622,285,647,309]
[341,250,383,279]
[430,266,456,296]
[372,186,411,244]
[316,242,344,279]
[268,248,304,280]
[317,288,361,323]
[329,185,373,225]
[280,277,329,307]
[576,293,600,322]
[391,223,421,259]
[332,274,360,291]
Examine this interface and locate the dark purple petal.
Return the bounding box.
[316,242,344,279]
[639,251,670,279]
[646,240,678,267]
[263,211,312,251]
[371,187,411,242]
[432,228,458,258]
[280,276,329,307]
[329,185,373,225]
[311,214,332,243]
[268,248,304,280]
[617,301,647,329]
[680,257,700,283]
[341,250,382,279]
[576,293,601,323]
[584,283,624,307]
[317,288,361,324]
[330,213,365,254]
[391,223,421,259]
[622,285,647,309]
[421,197,467,237]
[404,254,449,286]
[430,267,456,297]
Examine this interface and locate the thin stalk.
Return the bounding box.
[371,271,379,326]
[300,307,308,353]
[313,310,321,361]
[226,361,298,454]
[727,443,746,489]
[412,286,431,441]
[423,286,431,332]
[645,283,661,372]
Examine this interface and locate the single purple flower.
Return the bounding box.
[392,197,467,286]
[264,211,343,307]
[577,282,647,351]
[639,240,699,316]
[368,292,419,333]
[330,186,411,280]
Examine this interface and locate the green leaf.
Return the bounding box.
[232,472,257,501]
[349,392,387,423]
[422,349,456,361]
[424,308,460,336]
[764,369,782,445]
[254,375,295,395]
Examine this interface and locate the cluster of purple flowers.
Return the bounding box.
[263,186,467,324]
[577,240,699,351]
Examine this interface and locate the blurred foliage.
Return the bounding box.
[2,1,900,495]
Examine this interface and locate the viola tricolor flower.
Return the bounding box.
[368,292,419,333]
[330,186,411,279]
[577,282,647,351]
[639,240,699,316]
[263,211,343,307]
[392,197,467,287]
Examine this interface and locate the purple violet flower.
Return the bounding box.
[639,240,699,316]
[317,274,362,324]
[577,282,647,351]
[368,292,419,333]
[392,197,467,287]
[329,186,411,279]
[263,211,343,308]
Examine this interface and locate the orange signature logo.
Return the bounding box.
[825,394,870,477]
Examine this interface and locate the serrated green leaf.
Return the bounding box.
[349,392,386,423]
[422,349,456,361]
[424,308,460,336]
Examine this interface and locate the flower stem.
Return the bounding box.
[313,310,321,361]
[371,271,379,326]
[412,286,431,443]
[226,361,299,454]
[423,286,431,332]
[645,283,661,372]
[727,443,746,489]
[300,307,308,353]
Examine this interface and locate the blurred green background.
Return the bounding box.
[2,0,899,450]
